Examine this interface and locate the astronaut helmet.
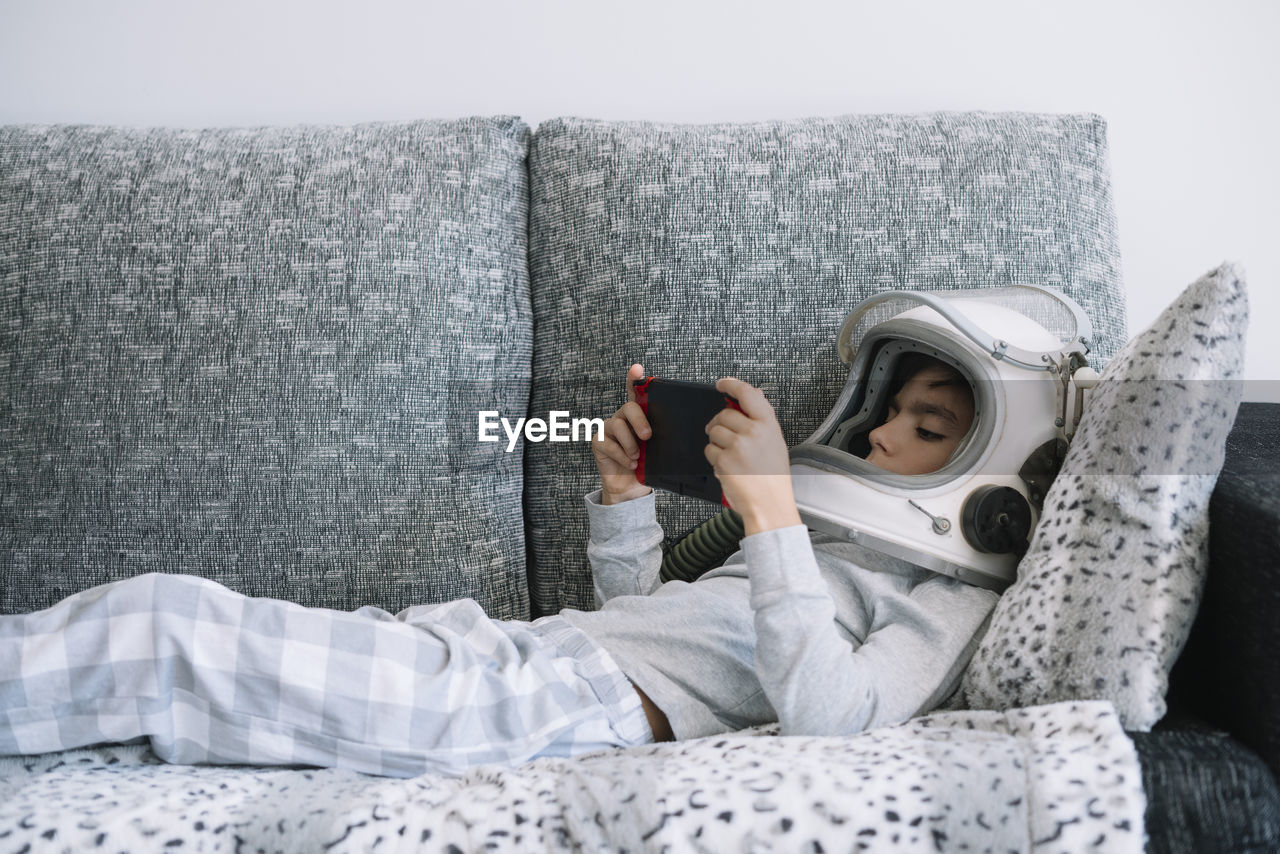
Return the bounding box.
[788,285,1100,591]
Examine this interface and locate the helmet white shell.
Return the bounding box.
[790,285,1094,590]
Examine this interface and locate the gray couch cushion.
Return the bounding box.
[1,117,533,619]
[1132,719,1280,854]
[526,112,1128,617]
[1168,402,1280,781]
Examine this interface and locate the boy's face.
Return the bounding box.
[864,365,975,475]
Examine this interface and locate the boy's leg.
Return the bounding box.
[0,573,649,778]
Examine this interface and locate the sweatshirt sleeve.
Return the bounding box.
[743,524,999,737]
[583,488,665,608]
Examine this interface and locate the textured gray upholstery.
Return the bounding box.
[1167,402,1280,779]
[1,118,533,619]
[1132,718,1280,854]
[526,112,1129,617]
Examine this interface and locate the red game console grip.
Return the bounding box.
[632,376,653,487]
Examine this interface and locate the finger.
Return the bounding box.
[714,377,772,420]
[705,407,752,436]
[595,435,636,470]
[626,363,645,404]
[607,417,641,459]
[706,423,739,449]
[606,443,638,470]
[618,400,651,440]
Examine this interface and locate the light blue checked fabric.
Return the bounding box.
[0,573,653,779]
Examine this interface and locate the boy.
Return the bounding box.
[579,357,988,744]
[0,358,996,778]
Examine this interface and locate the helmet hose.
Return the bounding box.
[660,508,746,583]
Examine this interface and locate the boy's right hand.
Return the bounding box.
[593,363,654,506]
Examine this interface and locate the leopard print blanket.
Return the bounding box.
[0,700,1144,853]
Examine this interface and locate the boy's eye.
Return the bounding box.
[916,427,944,441]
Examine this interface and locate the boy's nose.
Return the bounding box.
[867,423,893,455]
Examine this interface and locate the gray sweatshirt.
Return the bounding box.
[559,488,1000,742]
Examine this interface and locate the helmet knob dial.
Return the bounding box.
[961,486,1032,555]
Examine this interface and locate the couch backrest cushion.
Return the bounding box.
[525,112,1129,617]
[1,117,534,619]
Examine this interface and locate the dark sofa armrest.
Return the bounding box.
[1167,402,1280,778]
[1131,727,1280,854]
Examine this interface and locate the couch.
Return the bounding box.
[1,112,1276,852]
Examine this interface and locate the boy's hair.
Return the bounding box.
[883,352,972,409]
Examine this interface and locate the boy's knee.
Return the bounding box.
[111,572,215,617]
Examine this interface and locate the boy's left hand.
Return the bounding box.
[704,378,803,536]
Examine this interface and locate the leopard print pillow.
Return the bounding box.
[962,261,1248,730]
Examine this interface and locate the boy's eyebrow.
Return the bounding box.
[891,394,959,429]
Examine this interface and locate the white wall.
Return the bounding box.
[3,0,1276,399]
